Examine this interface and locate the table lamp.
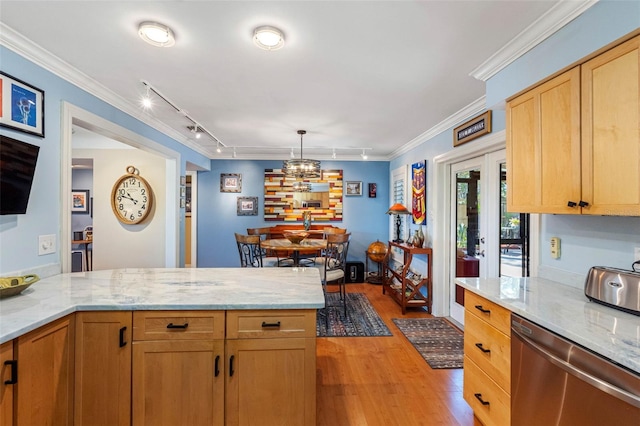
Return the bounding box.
[386,203,411,242]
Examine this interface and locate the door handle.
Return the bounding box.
[119,326,127,347]
[3,360,17,385]
[475,343,491,353]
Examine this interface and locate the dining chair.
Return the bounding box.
[316,232,351,324]
[323,227,347,238]
[246,228,283,267]
[235,233,279,267]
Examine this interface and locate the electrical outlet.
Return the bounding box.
[550,237,560,259]
[39,234,56,255]
[634,247,640,262]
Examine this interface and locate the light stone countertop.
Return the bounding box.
[455,276,640,375]
[0,267,324,344]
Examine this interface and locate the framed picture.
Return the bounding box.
[345,181,362,196]
[221,173,242,193]
[180,175,186,186]
[412,161,426,224]
[453,110,491,147]
[71,189,90,214]
[368,183,377,198]
[180,198,186,208]
[0,71,45,137]
[237,196,258,216]
[180,186,186,197]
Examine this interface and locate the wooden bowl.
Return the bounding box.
[283,231,309,244]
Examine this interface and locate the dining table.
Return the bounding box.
[260,238,327,267]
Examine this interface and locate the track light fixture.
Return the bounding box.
[216,142,222,154]
[361,149,368,160]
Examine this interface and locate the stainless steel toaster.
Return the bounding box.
[585,266,640,316]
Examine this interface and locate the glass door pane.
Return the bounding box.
[499,162,530,277]
[455,169,481,278]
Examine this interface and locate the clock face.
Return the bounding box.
[110,172,153,224]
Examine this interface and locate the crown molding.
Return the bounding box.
[0,23,214,158]
[469,0,598,82]
[388,96,486,160]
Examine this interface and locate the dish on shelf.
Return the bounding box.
[0,274,39,298]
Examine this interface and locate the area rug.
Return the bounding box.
[392,318,464,369]
[316,293,392,337]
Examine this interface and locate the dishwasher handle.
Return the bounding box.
[512,325,640,408]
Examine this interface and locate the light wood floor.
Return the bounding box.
[316,283,474,426]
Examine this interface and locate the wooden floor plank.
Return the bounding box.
[317,283,474,426]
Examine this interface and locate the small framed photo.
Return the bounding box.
[368,183,377,198]
[221,173,242,193]
[345,181,362,196]
[237,196,258,216]
[180,186,186,197]
[180,198,186,208]
[0,71,45,137]
[180,175,186,186]
[71,189,90,214]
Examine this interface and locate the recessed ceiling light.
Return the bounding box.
[138,21,175,47]
[253,26,285,51]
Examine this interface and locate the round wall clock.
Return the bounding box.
[110,165,153,224]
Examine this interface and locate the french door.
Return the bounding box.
[449,150,529,324]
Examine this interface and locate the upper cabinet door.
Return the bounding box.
[582,35,640,216]
[507,66,581,214]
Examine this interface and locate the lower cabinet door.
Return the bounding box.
[225,338,316,426]
[75,311,132,426]
[16,315,75,426]
[0,341,14,426]
[132,339,224,426]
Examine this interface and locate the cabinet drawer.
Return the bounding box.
[464,291,511,335]
[226,310,316,339]
[463,356,510,426]
[133,311,225,341]
[464,310,510,391]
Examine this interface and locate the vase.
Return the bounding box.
[412,229,423,248]
[417,226,425,248]
[303,211,311,231]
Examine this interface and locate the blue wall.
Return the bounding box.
[0,47,210,275]
[197,159,390,267]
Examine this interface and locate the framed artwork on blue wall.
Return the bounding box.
[0,71,45,137]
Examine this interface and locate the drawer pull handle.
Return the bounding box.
[166,322,189,329]
[567,201,577,207]
[474,305,491,314]
[4,360,17,385]
[474,393,490,406]
[475,343,491,353]
[229,355,235,377]
[119,326,127,347]
[214,355,220,377]
[261,321,281,328]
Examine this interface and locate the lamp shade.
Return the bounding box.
[386,203,410,215]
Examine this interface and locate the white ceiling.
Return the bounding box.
[0,1,592,160]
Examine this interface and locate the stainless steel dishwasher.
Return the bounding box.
[511,314,640,426]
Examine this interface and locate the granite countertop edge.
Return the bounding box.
[455,276,640,375]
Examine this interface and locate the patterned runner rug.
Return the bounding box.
[392,317,464,369]
[316,293,392,337]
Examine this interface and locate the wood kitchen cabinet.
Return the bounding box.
[0,341,14,426]
[132,311,225,426]
[463,291,511,426]
[507,33,640,216]
[225,310,317,426]
[75,311,132,426]
[15,315,75,426]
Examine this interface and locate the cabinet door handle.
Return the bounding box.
[4,360,17,385]
[579,200,589,207]
[567,201,577,207]
[475,343,491,353]
[214,355,220,377]
[229,355,235,377]
[474,393,490,406]
[261,321,281,328]
[474,305,491,314]
[166,322,189,329]
[119,326,127,347]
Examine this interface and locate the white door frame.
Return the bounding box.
[186,170,197,267]
[432,129,540,319]
[61,102,181,272]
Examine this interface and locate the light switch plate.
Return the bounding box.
[39,234,56,255]
[550,237,560,259]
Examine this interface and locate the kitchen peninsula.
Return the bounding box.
[0,268,324,426]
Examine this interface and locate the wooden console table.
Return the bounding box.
[382,241,432,314]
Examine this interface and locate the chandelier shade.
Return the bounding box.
[283,130,321,179]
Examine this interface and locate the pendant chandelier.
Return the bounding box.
[283,130,321,179]
[292,181,312,192]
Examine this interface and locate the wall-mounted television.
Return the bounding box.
[0,135,40,215]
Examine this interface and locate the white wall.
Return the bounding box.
[75,149,167,269]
